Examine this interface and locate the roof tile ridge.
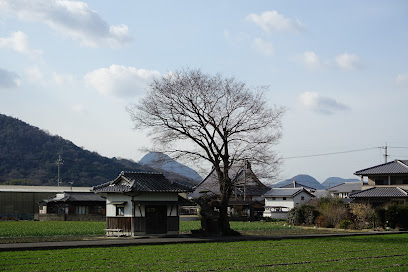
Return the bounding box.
[396,187,408,196]
[354,160,395,174]
[123,171,163,175]
[396,160,408,169]
[193,168,215,189]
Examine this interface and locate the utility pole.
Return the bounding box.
[381,143,388,163]
[55,155,63,186]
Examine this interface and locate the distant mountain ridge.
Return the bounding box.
[273,174,326,189]
[322,177,360,188]
[139,152,202,184]
[273,175,359,189]
[0,114,198,187]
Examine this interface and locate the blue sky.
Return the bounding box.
[0,0,407,183]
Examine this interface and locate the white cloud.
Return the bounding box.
[298,92,349,115]
[299,51,361,71]
[396,73,408,86]
[84,65,161,97]
[0,0,131,48]
[246,10,305,33]
[301,51,323,69]
[335,53,360,70]
[0,67,20,89]
[0,31,42,57]
[53,72,75,85]
[252,38,274,56]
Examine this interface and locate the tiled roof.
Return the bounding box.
[354,160,408,175]
[93,172,192,194]
[349,187,408,198]
[327,182,361,193]
[46,192,105,203]
[264,188,313,197]
[190,161,268,199]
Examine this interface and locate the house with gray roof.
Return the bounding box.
[327,181,361,201]
[351,160,408,207]
[263,188,314,219]
[93,171,191,236]
[349,187,408,207]
[38,192,106,221]
[354,160,408,190]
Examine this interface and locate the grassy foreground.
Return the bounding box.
[1,234,407,271]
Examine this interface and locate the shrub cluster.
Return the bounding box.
[287,197,408,230]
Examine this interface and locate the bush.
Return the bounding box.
[287,204,319,226]
[349,203,374,229]
[338,219,353,229]
[386,204,408,229]
[314,197,348,228]
[315,215,329,228]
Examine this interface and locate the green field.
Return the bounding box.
[0,221,104,237]
[1,234,407,271]
[0,220,350,240]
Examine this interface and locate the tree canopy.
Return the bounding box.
[128,69,285,235]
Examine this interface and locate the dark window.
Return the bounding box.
[283,197,286,200]
[301,196,305,201]
[116,206,124,216]
[76,206,88,214]
[375,179,386,185]
[97,206,103,214]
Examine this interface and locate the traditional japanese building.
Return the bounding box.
[190,161,269,221]
[93,171,191,236]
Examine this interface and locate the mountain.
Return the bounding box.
[272,174,326,190]
[139,152,202,184]
[0,114,195,187]
[322,177,360,188]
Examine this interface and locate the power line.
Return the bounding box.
[283,147,380,160]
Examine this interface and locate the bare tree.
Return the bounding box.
[128,69,285,235]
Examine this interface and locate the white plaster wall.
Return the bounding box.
[265,197,295,209]
[265,192,312,210]
[293,192,313,206]
[105,193,180,217]
[106,194,133,217]
[263,211,288,219]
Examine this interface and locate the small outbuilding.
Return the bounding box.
[93,171,191,236]
[263,188,314,219]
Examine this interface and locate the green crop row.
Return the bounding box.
[1,234,407,271]
[0,221,295,238]
[0,221,105,237]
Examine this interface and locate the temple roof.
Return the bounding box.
[93,171,192,194]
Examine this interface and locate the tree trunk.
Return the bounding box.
[218,192,231,235]
[217,177,240,236]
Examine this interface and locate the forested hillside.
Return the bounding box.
[0,114,158,186]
